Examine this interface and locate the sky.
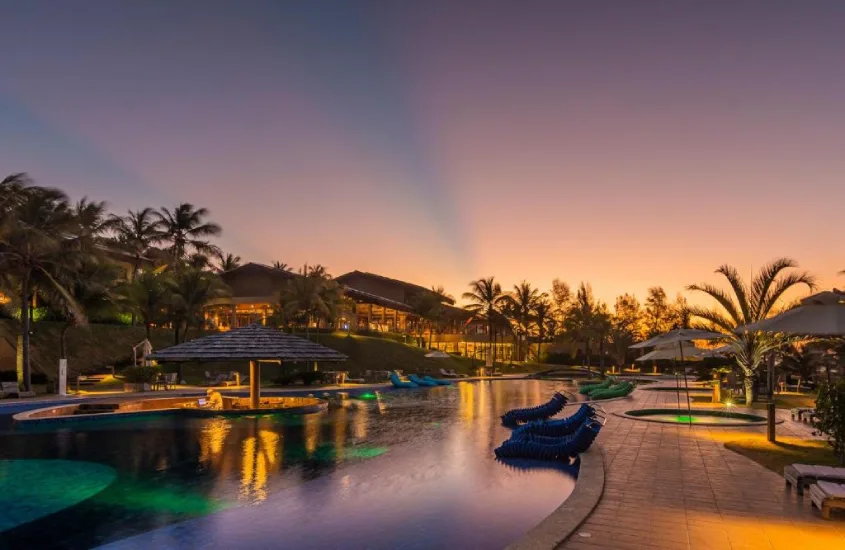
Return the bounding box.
[2,1,844,306]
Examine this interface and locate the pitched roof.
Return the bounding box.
[147,324,348,363]
[221,262,297,279]
[335,270,455,305]
[343,287,416,312]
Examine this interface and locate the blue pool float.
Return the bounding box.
[408,374,438,387]
[494,422,601,461]
[389,372,418,388]
[500,392,567,427]
[423,375,452,386]
[512,403,596,438]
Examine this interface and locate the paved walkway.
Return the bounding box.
[559,388,844,550]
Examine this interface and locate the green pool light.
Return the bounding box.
[0,459,117,532]
[674,416,699,423]
[356,392,378,400]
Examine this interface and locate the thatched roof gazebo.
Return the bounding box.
[147,324,348,408]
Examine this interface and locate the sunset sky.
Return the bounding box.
[2,1,844,306]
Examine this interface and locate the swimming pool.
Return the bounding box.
[0,380,578,549]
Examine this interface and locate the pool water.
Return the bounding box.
[0,380,577,549]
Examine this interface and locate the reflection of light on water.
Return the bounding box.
[240,429,280,504]
[304,413,320,457]
[199,417,231,468]
[353,402,369,439]
[459,381,475,422]
[334,407,347,457]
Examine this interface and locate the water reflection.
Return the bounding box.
[1,380,577,550]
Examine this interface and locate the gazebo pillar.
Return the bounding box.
[249,360,260,409]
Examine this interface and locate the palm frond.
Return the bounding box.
[685,305,735,333]
[758,271,817,319]
[686,283,742,325]
[714,265,751,323]
[750,257,798,317]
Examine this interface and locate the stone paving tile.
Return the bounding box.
[556,387,845,550]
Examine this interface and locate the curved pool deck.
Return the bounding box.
[553,388,844,550]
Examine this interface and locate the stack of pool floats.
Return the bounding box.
[578,377,634,400]
[494,393,602,461]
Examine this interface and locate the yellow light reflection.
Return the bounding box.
[199,417,231,469]
[239,429,280,504]
[304,413,320,457]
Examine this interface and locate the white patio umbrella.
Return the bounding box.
[738,290,845,336]
[629,328,724,423]
[635,342,708,362]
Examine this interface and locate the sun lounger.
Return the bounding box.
[501,392,567,427]
[448,369,468,378]
[389,372,418,388]
[440,368,458,378]
[408,374,438,387]
[494,421,602,461]
[809,481,845,519]
[207,374,227,386]
[784,464,845,495]
[790,407,816,422]
[423,375,452,386]
[0,381,35,398]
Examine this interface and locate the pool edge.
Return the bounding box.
[506,446,605,550]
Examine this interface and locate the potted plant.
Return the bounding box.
[122,366,158,392]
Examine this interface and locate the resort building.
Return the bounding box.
[205,264,516,360]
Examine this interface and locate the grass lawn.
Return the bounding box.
[722,435,839,474]
[750,392,817,411]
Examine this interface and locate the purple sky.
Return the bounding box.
[2,1,844,304]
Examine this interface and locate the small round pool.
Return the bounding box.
[619,408,773,426]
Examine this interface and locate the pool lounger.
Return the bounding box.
[500,392,567,427]
[423,375,452,386]
[578,378,613,395]
[494,421,601,461]
[408,374,438,387]
[809,481,845,520]
[785,464,845,495]
[389,372,418,388]
[512,403,597,438]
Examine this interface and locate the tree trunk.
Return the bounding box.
[20,278,32,392]
[145,322,152,341]
[743,374,755,405]
[585,341,592,371]
[598,341,603,375]
[60,323,70,360]
[537,340,543,364]
[173,323,180,345]
[428,321,433,350]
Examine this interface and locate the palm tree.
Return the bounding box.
[687,258,816,404]
[118,268,172,341]
[412,287,450,349]
[272,261,292,272]
[507,282,541,361]
[0,184,82,391]
[533,298,553,362]
[281,269,337,340]
[778,343,819,390]
[50,258,121,361]
[156,203,221,261]
[109,207,163,279]
[215,251,241,273]
[169,268,230,343]
[463,277,507,367]
[564,283,604,370]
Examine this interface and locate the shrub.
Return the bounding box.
[814,380,845,466]
[122,366,159,384]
